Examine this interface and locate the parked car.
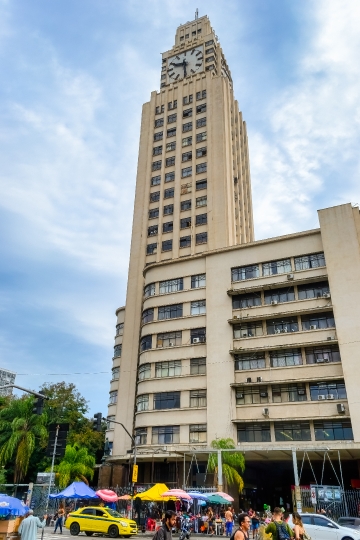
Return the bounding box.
[287,513,360,540]
[65,506,138,538]
[338,518,360,531]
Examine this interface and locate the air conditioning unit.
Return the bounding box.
[310,324,317,330]
[323,292,331,298]
[242,332,248,338]
[318,395,326,401]
[327,394,335,400]
[262,407,269,416]
[257,376,263,382]
[327,336,333,341]
[246,377,252,383]
[287,274,294,280]
[337,403,345,414]
[260,392,268,398]
[193,338,201,344]
[271,300,278,305]
[169,342,175,346]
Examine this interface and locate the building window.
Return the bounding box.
[154,391,180,410]
[165,157,175,168]
[138,363,151,381]
[234,353,266,370]
[191,300,206,315]
[183,122,193,132]
[114,345,122,358]
[190,424,207,443]
[157,331,182,348]
[191,274,206,288]
[234,322,263,338]
[232,264,259,281]
[166,143,176,153]
[109,390,118,404]
[196,131,207,143]
[309,380,346,401]
[140,335,152,351]
[151,175,161,186]
[301,312,335,331]
[196,90,206,100]
[142,308,154,324]
[181,182,192,194]
[153,145,162,156]
[270,348,302,368]
[136,394,149,412]
[160,278,183,294]
[314,421,353,441]
[106,415,115,430]
[135,428,147,445]
[266,317,299,334]
[163,173,174,185]
[163,221,173,233]
[237,423,271,443]
[206,64,215,71]
[190,357,206,375]
[182,151,192,162]
[168,113,177,123]
[274,422,311,441]
[264,287,295,304]
[305,345,341,364]
[148,225,158,237]
[236,386,268,405]
[181,199,191,211]
[116,323,124,336]
[179,217,190,229]
[183,95,193,105]
[162,240,173,252]
[155,360,181,378]
[195,213,207,225]
[156,105,165,114]
[196,195,207,207]
[164,188,174,199]
[196,179,207,191]
[206,56,215,63]
[262,258,292,276]
[272,383,307,403]
[190,390,207,407]
[164,204,174,215]
[180,235,191,248]
[152,161,162,171]
[196,163,207,174]
[150,191,160,202]
[232,292,261,309]
[152,426,180,444]
[205,39,214,46]
[196,148,207,159]
[149,208,159,219]
[295,252,326,270]
[190,327,206,344]
[183,108,193,118]
[111,367,120,381]
[298,281,330,300]
[154,131,163,141]
[144,283,155,298]
[196,232,207,244]
[182,136,192,147]
[205,47,214,55]
[196,117,206,128]
[168,100,177,110]
[167,128,176,137]
[146,243,157,255]
[158,304,183,320]
[196,104,206,114]
[182,166,192,178]
[155,118,164,127]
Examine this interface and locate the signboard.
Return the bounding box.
[132,464,138,483]
[36,472,55,485]
[310,484,342,503]
[310,486,317,505]
[296,501,302,512]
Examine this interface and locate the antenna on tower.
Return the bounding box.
[195,8,199,20]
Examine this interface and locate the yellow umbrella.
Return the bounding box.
[135,483,176,502]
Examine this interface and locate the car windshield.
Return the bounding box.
[106,509,122,518]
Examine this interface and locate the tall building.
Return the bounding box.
[103,14,360,501]
[0,368,16,396]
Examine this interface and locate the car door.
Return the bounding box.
[300,515,317,540]
[95,508,109,533]
[78,508,96,532]
[312,516,339,540]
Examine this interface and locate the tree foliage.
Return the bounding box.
[51,444,95,488]
[208,438,245,492]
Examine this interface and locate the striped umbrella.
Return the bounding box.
[161,489,191,500]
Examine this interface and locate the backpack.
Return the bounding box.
[274,522,291,540]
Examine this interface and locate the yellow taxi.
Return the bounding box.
[65,506,138,538]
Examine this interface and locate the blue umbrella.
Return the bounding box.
[0,494,29,516]
[187,491,209,500]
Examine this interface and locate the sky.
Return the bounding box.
[0,0,359,416]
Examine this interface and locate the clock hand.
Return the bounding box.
[170,62,184,67]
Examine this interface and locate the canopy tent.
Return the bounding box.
[206,494,230,505]
[136,484,175,502]
[0,494,29,516]
[49,482,98,499]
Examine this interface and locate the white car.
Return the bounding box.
[287,513,360,540]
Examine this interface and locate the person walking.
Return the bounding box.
[54,506,65,533]
[19,510,47,540]
[265,507,294,539]
[225,507,234,537]
[233,513,251,540]
[292,513,306,540]
[153,510,176,540]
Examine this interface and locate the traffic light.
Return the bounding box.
[93,412,102,432]
[32,395,45,415]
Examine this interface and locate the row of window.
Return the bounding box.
[231,252,326,281]
[134,424,207,445]
[237,420,353,443]
[147,233,208,254]
[138,357,206,380]
[149,196,207,219]
[142,300,206,324]
[154,92,207,115]
[154,118,207,138]
[233,311,335,338]
[232,281,330,308]
[152,132,207,152]
[136,389,206,412]
[140,328,205,351]
[150,180,207,201]
[115,322,124,336]
[153,147,207,160]
[148,214,207,236]
[144,274,205,297]
[234,345,341,369]
[154,104,207,128]
[152,161,207,175]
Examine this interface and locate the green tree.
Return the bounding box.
[208,438,245,492]
[51,444,95,488]
[39,382,89,428]
[0,396,47,482]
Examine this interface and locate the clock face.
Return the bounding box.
[167,46,204,82]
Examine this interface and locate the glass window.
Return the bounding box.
[191,274,206,288]
[196,195,207,207]
[111,367,120,381]
[309,380,346,400]
[166,142,176,153]
[148,225,158,237]
[157,331,182,348]
[298,281,330,299]
[190,357,206,375]
[151,175,161,186]
[162,240,173,252]
[183,95,193,105]
[144,283,155,298]
[146,243,157,255]
[190,327,206,344]
[183,108,193,118]
[294,252,326,270]
[109,390,118,404]
[155,360,181,378]
[165,157,175,168]
[163,221,173,233]
[236,386,268,405]
[154,392,180,410]
[168,113,177,123]
[158,304,183,320]
[305,346,341,364]
[154,118,164,127]
[163,204,174,215]
[190,390,207,407]
[114,345,122,358]
[152,161,161,172]
[301,312,335,330]
[264,287,295,304]
[232,265,259,281]
[196,117,206,128]
[142,308,154,324]
[191,300,206,315]
[196,90,207,100]
[140,335,152,351]
[234,354,266,370]
[165,172,175,183]
[183,122,193,132]
[234,322,263,338]
[167,128,176,137]
[196,147,207,158]
[232,292,261,309]
[149,208,159,219]
[266,317,299,334]
[189,424,207,443]
[182,151,192,162]
[136,394,149,412]
[314,420,353,441]
[182,136,192,147]
[156,105,165,114]
[206,56,215,63]
[196,232,207,244]
[168,100,177,110]
[150,191,160,202]
[262,258,292,276]
[152,426,180,444]
[180,235,191,248]
[196,213,207,225]
[274,421,311,441]
[196,104,206,114]
[135,428,147,445]
[154,131,163,141]
[181,199,191,211]
[206,64,215,72]
[272,383,307,403]
[116,323,124,336]
[138,363,151,381]
[270,348,302,367]
[153,145,162,156]
[196,131,207,142]
[237,423,271,443]
[106,415,115,430]
[180,217,191,229]
[196,179,207,190]
[196,163,207,174]
[182,166,192,178]
[159,278,183,294]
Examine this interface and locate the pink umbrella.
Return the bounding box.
[161,489,191,500]
[118,494,131,500]
[96,489,118,503]
[214,491,234,502]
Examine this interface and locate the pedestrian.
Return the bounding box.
[292,513,306,540]
[232,513,251,540]
[54,506,65,533]
[153,510,176,540]
[265,507,294,539]
[19,510,47,540]
[250,512,260,539]
[225,506,234,537]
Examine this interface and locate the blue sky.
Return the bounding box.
[0,0,359,416]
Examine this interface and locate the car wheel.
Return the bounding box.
[70,523,80,536]
[108,525,119,538]
[85,533,94,537]
[341,537,355,540]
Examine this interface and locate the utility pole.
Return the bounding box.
[217,449,223,492]
[292,448,302,512]
[41,425,59,540]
